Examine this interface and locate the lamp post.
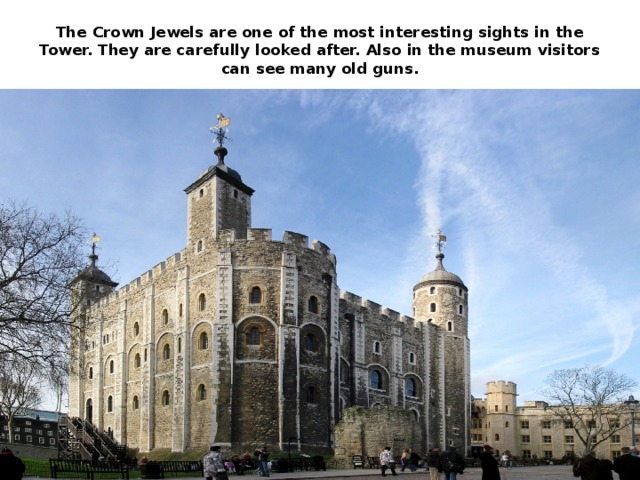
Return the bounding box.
[624,395,639,448]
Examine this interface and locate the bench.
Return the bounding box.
[50,459,129,479]
[366,457,380,469]
[140,461,203,478]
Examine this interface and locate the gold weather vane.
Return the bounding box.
[210,113,231,149]
[91,232,101,254]
[432,228,447,253]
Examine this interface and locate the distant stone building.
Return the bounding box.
[68,129,471,455]
[473,380,639,461]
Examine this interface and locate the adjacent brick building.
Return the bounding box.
[68,137,470,455]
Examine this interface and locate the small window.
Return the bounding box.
[199,188,204,198]
[459,305,463,314]
[162,390,170,406]
[506,421,510,427]
[134,353,141,368]
[109,360,114,373]
[163,344,171,360]
[199,332,209,350]
[178,337,182,353]
[430,286,436,294]
[197,384,207,401]
[162,309,169,325]
[179,303,183,317]
[247,327,261,346]
[250,286,262,304]
[370,370,382,390]
[447,321,453,331]
[305,334,316,352]
[134,322,140,335]
[107,396,113,413]
[408,352,415,364]
[306,386,316,404]
[308,296,319,314]
[373,341,381,354]
[495,433,500,441]
[198,293,206,311]
[133,396,139,410]
[430,303,436,312]
[197,240,203,252]
[88,367,93,379]
[405,378,416,396]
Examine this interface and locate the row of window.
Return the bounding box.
[372,341,418,364]
[0,433,56,445]
[370,371,419,397]
[103,383,322,412]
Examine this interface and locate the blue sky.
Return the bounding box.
[1,90,639,409]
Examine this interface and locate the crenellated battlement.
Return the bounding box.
[485,380,518,394]
[340,290,417,327]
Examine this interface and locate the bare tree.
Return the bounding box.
[540,365,637,455]
[0,353,42,443]
[0,200,87,366]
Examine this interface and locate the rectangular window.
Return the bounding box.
[36,429,43,435]
[14,434,20,441]
[565,436,574,444]
[521,420,530,429]
[44,423,50,428]
[521,450,531,459]
[25,421,31,426]
[39,437,45,444]
[564,420,573,429]
[521,435,530,443]
[26,435,32,442]
[612,451,621,458]
[611,435,621,443]
[544,451,553,459]
[49,438,56,445]
[542,421,552,429]
[24,428,32,433]
[47,430,54,436]
[543,436,552,443]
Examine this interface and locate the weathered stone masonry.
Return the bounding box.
[69,142,470,456]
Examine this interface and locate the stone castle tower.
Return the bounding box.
[68,124,471,456]
[484,380,518,453]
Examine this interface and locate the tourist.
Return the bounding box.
[204,446,226,480]
[613,447,640,480]
[480,445,501,480]
[0,448,26,480]
[440,447,465,480]
[427,447,441,480]
[406,448,421,472]
[380,446,398,476]
[255,446,270,477]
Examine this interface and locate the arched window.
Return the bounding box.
[133,322,140,335]
[430,286,436,294]
[197,240,203,252]
[88,367,93,379]
[373,341,381,354]
[370,370,382,390]
[162,309,169,325]
[163,344,171,360]
[132,395,139,410]
[197,384,207,401]
[305,333,316,352]
[408,352,415,364]
[459,305,463,314]
[430,302,436,312]
[249,286,262,304]
[134,353,141,368]
[447,321,453,332]
[162,390,170,406]
[308,296,318,314]
[246,327,261,346]
[406,378,416,397]
[109,360,114,373]
[198,294,206,311]
[107,395,113,413]
[199,332,209,350]
[306,386,316,404]
[495,433,500,441]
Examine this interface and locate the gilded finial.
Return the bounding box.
[209,114,232,165]
[432,228,447,254]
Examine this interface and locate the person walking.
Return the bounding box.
[380,446,398,476]
[479,445,501,480]
[255,446,270,477]
[0,448,26,480]
[613,447,640,480]
[427,447,442,480]
[440,447,464,480]
[203,446,225,480]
